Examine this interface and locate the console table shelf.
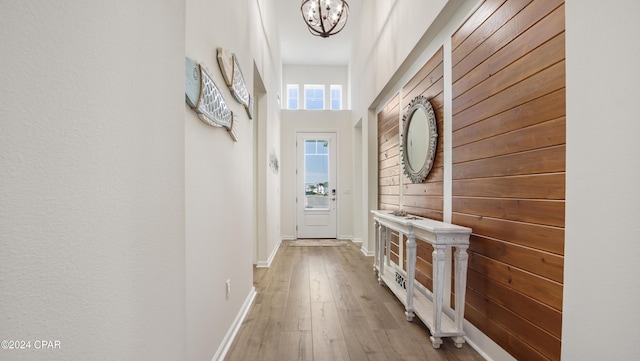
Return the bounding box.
[371,210,471,348]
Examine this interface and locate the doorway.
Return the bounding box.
[296,132,338,239]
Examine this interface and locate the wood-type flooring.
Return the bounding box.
[225,240,485,361]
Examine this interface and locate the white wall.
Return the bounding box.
[0,1,186,361]
[255,71,282,267]
[350,0,455,117]
[563,1,640,359]
[352,121,364,246]
[252,0,282,268]
[185,0,281,360]
[280,110,354,241]
[250,0,282,267]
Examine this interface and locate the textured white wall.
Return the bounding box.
[184,0,252,358]
[252,0,282,269]
[0,1,186,361]
[350,0,452,116]
[563,1,640,359]
[185,0,281,359]
[280,110,354,241]
[352,122,364,244]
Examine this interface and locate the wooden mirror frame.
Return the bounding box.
[400,95,438,183]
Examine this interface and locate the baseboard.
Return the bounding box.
[211,286,257,361]
[338,234,353,242]
[256,238,282,268]
[281,235,295,241]
[357,238,374,257]
[463,318,516,361]
[360,246,374,257]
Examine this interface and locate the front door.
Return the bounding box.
[296,132,337,239]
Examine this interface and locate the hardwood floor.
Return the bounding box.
[225,240,485,361]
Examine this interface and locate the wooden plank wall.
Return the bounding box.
[377,50,445,295]
[401,48,445,221]
[451,1,565,360]
[378,94,400,211]
[400,50,445,295]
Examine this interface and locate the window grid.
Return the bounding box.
[287,84,299,110]
[330,85,342,110]
[304,84,325,110]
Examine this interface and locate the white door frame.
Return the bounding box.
[296,131,338,239]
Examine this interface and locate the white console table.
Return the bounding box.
[371,210,471,348]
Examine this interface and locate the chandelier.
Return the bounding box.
[301,0,349,38]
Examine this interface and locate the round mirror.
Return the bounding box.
[407,108,429,170]
[401,96,438,183]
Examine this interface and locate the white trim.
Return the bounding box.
[296,131,339,239]
[211,286,257,361]
[360,246,374,257]
[338,236,372,256]
[354,237,373,257]
[255,238,281,268]
[281,235,295,241]
[443,35,453,224]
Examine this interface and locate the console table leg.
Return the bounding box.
[405,310,415,321]
[377,223,386,285]
[405,232,417,322]
[373,220,379,273]
[453,336,465,348]
[454,246,469,333]
[430,336,443,349]
[432,245,446,335]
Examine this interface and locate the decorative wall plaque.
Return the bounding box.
[230,54,250,106]
[269,149,279,174]
[185,57,233,132]
[185,57,201,108]
[217,48,253,119]
[217,48,234,87]
[195,65,232,129]
[227,113,238,142]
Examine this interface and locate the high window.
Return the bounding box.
[330,85,342,110]
[304,84,325,110]
[287,84,299,109]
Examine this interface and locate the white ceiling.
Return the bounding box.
[276,0,361,65]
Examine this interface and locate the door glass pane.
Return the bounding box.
[304,140,329,209]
